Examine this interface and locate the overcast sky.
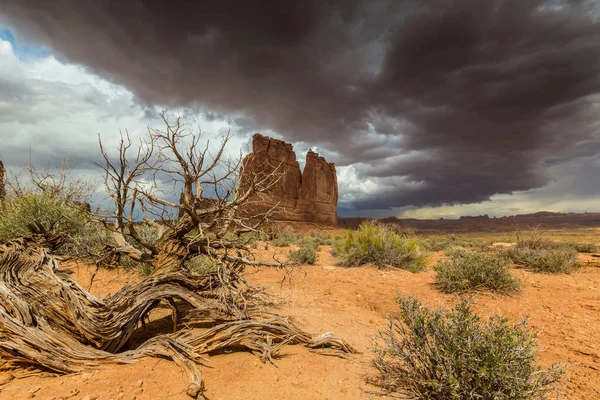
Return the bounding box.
[1,0,600,219]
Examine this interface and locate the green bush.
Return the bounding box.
[565,242,597,253]
[185,255,220,275]
[288,237,319,265]
[0,192,89,241]
[271,225,297,247]
[307,230,334,246]
[435,248,521,294]
[136,261,154,276]
[508,246,580,274]
[515,232,556,251]
[372,296,564,400]
[507,232,581,273]
[422,235,495,252]
[63,221,112,258]
[126,223,162,250]
[333,222,428,272]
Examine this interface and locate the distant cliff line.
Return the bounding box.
[338,211,600,232]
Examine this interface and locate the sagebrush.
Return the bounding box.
[435,248,521,294]
[507,232,580,273]
[372,296,565,399]
[333,222,428,271]
[288,237,319,265]
[0,192,89,241]
[271,225,297,247]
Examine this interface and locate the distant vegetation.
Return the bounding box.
[371,296,564,400]
[565,241,597,253]
[434,248,521,294]
[333,222,428,272]
[506,232,581,274]
[422,234,496,252]
[288,237,319,265]
[271,225,297,247]
[0,192,89,241]
[271,226,334,248]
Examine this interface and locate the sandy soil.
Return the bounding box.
[1,246,600,400]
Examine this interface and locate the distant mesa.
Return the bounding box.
[459,214,490,220]
[338,211,600,232]
[240,134,338,225]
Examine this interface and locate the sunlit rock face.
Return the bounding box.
[241,134,338,225]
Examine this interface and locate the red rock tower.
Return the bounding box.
[241,134,338,225]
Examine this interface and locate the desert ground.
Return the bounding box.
[1,228,600,400]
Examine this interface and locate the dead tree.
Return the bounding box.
[98,114,282,274]
[0,115,356,399]
[0,234,356,399]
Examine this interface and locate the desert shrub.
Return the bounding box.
[508,246,580,274]
[185,255,219,275]
[0,192,89,241]
[507,232,581,273]
[516,231,556,251]
[240,231,263,248]
[565,242,597,253]
[371,296,564,400]
[136,261,154,276]
[288,237,319,265]
[128,223,162,248]
[333,222,428,272]
[434,248,521,294]
[422,235,455,252]
[271,225,297,247]
[423,235,495,252]
[62,221,112,258]
[307,230,334,246]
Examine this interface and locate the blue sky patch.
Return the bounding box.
[0,26,49,60]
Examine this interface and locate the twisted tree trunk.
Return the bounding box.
[0,235,356,398]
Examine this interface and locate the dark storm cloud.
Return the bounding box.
[2,0,600,211]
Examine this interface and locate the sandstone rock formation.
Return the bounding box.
[0,160,5,200]
[241,134,338,225]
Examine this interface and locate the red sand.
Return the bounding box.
[1,248,599,399]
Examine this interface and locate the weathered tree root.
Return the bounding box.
[0,236,357,398]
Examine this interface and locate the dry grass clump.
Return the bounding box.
[507,232,580,274]
[422,234,495,252]
[306,230,334,246]
[288,237,319,265]
[333,222,428,272]
[271,225,297,247]
[371,296,565,400]
[564,241,597,253]
[434,248,521,294]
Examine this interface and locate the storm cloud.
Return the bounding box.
[2,0,600,213]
